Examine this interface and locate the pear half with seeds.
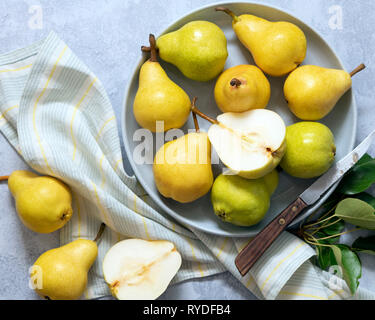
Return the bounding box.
[193,107,286,179]
[102,239,181,300]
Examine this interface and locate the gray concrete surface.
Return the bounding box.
[0,0,374,299]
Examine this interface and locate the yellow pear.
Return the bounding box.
[214,64,270,113]
[8,170,73,233]
[133,34,190,132]
[30,224,105,300]
[284,64,365,120]
[216,7,306,76]
[153,99,213,203]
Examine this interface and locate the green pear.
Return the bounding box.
[134,34,190,132]
[211,170,278,226]
[280,122,336,178]
[284,64,365,120]
[216,7,306,77]
[156,21,228,81]
[153,104,213,203]
[8,170,73,233]
[30,224,105,300]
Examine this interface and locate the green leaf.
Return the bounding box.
[331,244,362,295]
[334,198,375,230]
[319,191,343,214]
[315,231,340,245]
[352,192,375,209]
[316,245,337,270]
[356,153,373,166]
[314,226,343,270]
[306,193,343,230]
[352,236,375,255]
[320,219,345,237]
[338,155,375,194]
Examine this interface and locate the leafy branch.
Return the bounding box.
[298,153,375,294]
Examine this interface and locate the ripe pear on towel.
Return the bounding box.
[153,98,213,203]
[216,7,306,77]
[284,64,366,120]
[192,103,286,179]
[7,170,73,233]
[30,224,105,300]
[214,64,271,113]
[133,34,190,132]
[155,20,228,81]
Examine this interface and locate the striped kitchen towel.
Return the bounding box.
[0,31,374,300]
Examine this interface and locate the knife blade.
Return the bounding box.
[235,129,375,277]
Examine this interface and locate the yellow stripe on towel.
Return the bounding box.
[70,77,97,160]
[261,242,305,291]
[133,194,150,240]
[186,237,205,277]
[279,291,327,300]
[33,46,68,174]
[95,116,115,141]
[0,105,19,121]
[0,64,32,73]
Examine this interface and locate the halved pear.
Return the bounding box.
[102,239,181,300]
[193,107,286,179]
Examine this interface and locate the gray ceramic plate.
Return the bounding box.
[122,2,356,237]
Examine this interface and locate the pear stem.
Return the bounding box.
[94,223,106,243]
[191,97,200,132]
[141,34,158,62]
[191,102,218,125]
[215,7,239,22]
[350,63,365,77]
[141,46,150,52]
[230,78,241,87]
[0,175,9,181]
[141,46,160,53]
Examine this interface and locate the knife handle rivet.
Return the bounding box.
[279,218,286,225]
[292,206,298,212]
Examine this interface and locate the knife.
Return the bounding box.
[235,129,375,277]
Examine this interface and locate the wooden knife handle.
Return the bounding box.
[235,197,308,276]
